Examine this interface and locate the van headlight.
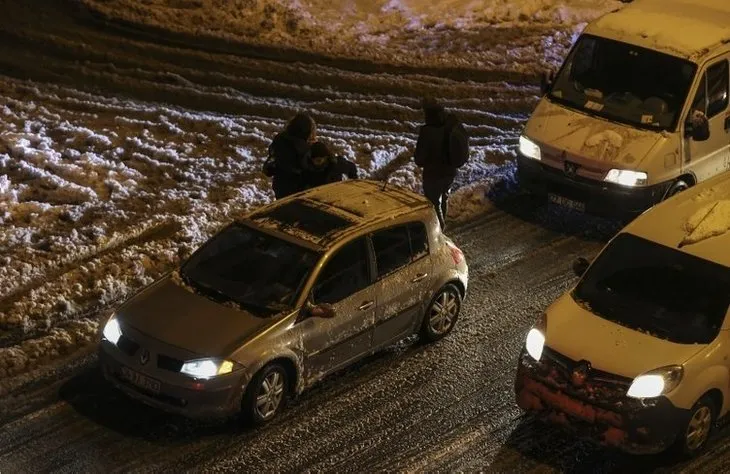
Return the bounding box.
[181,358,238,379]
[102,315,122,345]
[525,313,547,361]
[604,169,648,187]
[627,366,683,399]
[519,135,541,161]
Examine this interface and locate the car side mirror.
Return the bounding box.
[572,257,590,278]
[686,110,710,141]
[540,69,555,95]
[303,300,336,319]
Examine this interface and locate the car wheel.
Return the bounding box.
[420,284,461,342]
[243,363,288,425]
[674,395,716,457]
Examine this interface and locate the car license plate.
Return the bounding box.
[548,193,585,212]
[120,366,161,394]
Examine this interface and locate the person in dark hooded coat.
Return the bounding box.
[413,97,468,230]
[264,113,317,199]
[302,140,358,189]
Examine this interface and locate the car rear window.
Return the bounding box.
[372,222,429,279]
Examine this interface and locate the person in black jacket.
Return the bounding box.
[264,113,317,199]
[302,140,358,189]
[414,97,467,231]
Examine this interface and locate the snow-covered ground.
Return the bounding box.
[83,0,621,73]
[1,0,624,392]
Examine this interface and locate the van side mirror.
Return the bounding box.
[686,110,710,141]
[540,70,555,95]
[572,257,590,278]
[302,300,336,319]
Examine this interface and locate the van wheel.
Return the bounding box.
[242,363,288,426]
[420,284,461,342]
[665,179,690,200]
[674,395,716,457]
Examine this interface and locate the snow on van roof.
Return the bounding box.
[624,172,730,267]
[586,0,730,60]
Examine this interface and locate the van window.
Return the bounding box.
[572,233,730,345]
[550,35,697,131]
[692,60,729,118]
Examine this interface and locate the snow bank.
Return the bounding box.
[81,0,622,72]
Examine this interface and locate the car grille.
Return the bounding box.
[539,346,632,407]
[157,354,184,372]
[117,333,185,372]
[117,335,140,356]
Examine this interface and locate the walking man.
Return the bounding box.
[414,97,469,230]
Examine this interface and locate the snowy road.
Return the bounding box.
[2,203,730,473]
[2,0,730,472]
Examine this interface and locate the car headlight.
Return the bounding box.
[519,135,541,160]
[525,313,547,361]
[180,358,237,379]
[627,365,683,399]
[102,315,122,345]
[526,329,545,361]
[604,169,648,187]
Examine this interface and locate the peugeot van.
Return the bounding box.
[518,0,730,217]
[515,170,730,456]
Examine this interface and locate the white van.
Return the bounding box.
[518,0,730,217]
[515,170,730,456]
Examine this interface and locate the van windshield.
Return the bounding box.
[573,233,730,345]
[549,34,696,131]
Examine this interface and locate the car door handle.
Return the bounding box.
[411,273,428,283]
[358,301,374,311]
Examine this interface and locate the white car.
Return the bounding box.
[515,170,730,456]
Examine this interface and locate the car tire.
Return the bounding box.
[242,362,289,426]
[673,395,716,458]
[420,284,461,342]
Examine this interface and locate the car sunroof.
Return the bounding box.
[252,200,354,237]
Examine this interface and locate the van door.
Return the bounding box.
[683,57,730,181]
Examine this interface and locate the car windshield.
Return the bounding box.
[573,233,730,344]
[549,34,696,131]
[181,223,319,315]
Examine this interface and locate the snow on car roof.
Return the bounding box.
[247,180,431,248]
[585,0,730,60]
[623,172,730,267]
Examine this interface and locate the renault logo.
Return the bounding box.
[571,360,591,386]
[140,349,150,365]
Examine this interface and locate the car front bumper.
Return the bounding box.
[99,339,247,420]
[516,154,671,218]
[514,349,688,454]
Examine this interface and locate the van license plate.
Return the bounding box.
[120,366,161,394]
[548,194,585,212]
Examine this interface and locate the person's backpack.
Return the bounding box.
[444,115,470,168]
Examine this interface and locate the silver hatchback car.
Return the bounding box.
[99,180,468,423]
